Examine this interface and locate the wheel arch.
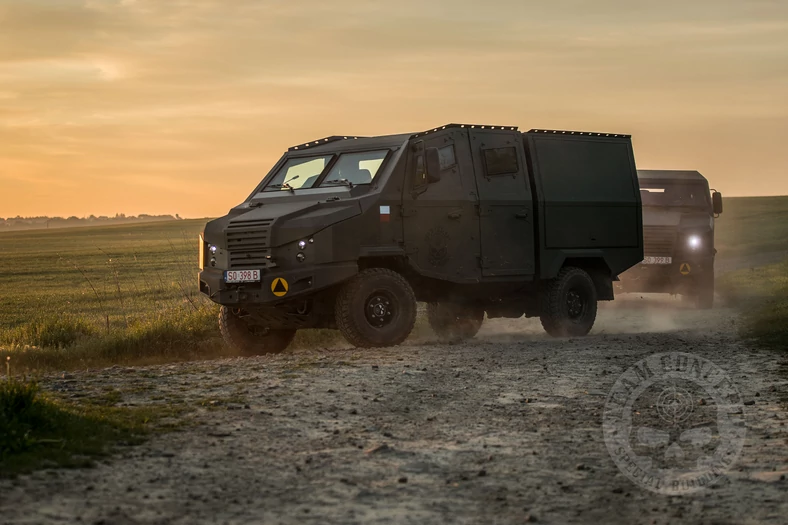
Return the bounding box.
[560,257,615,301]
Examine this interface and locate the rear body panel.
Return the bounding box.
[524,131,643,279]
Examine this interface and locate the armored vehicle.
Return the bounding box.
[199,124,644,353]
[618,170,723,308]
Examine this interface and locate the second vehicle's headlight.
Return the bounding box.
[687,235,702,250]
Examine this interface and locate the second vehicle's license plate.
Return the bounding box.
[224,269,261,283]
[642,256,672,265]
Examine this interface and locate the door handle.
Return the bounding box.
[515,212,529,219]
[448,211,462,220]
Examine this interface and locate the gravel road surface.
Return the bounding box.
[2,296,787,525]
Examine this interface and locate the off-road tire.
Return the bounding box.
[540,267,598,337]
[695,272,715,310]
[219,306,296,355]
[427,302,484,342]
[335,268,417,348]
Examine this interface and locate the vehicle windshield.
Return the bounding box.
[260,150,389,192]
[319,150,388,187]
[262,155,332,192]
[639,181,710,209]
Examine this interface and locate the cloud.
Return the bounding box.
[0,0,787,217]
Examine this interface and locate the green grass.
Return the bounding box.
[715,196,788,259]
[718,259,788,349]
[0,196,786,373]
[0,219,209,330]
[0,219,240,372]
[1,375,178,476]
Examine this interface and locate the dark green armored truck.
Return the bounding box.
[618,170,723,308]
[199,124,643,353]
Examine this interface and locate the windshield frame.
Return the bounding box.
[250,148,394,197]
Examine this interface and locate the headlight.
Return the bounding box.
[687,235,702,250]
[296,252,306,262]
[209,245,218,254]
[199,234,205,270]
[298,240,307,249]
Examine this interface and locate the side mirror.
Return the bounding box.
[712,191,723,215]
[424,147,442,183]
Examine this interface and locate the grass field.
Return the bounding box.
[0,219,232,372]
[715,196,788,259]
[0,196,786,372]
[719,259,788,349]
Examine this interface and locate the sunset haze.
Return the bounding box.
[1,0,786,218]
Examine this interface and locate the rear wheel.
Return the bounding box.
[335,269,417,348]
[540,267,598,337]
[427,302,484,342]
[219,306,296,355]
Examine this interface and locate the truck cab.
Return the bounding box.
[200,124,643,353]
[618,170,723,308]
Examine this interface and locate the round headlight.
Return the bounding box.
[687,235,702,249]
[296,252,306,262]
[209,245,218,254]
[298,240,307,249]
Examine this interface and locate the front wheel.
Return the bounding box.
[219,306,296,355]
[540,267,598,337]
[427,302,484,342]
[335,269,417,348]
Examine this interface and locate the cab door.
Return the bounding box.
[468,130,535,277]
[401,130,481,283]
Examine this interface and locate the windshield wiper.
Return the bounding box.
[323,179,354,189]
[268,175,300,193]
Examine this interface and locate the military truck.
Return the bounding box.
[618,170,723,308]
[199,124,643,353]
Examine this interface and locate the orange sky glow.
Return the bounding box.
[1,0,787,218]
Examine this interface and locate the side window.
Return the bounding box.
[438,144,456,170]
[413,154,426,188]
[483,147,518,176]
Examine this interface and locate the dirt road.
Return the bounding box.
[2,297,787,525]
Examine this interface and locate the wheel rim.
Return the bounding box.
[365,291,396,328]
[566,288,586,320]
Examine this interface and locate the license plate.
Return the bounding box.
[642,256,672,265]
[224,269,261,283]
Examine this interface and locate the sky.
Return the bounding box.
[1,0,786,218]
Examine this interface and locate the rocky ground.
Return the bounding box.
[1,295,787,525]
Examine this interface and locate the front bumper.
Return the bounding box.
[617,256,713,294]
[199,262,358,306]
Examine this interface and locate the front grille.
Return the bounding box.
[226,218,274,269]
[228,248,272,268]
[643,225,677,256]
[226,218,274,230]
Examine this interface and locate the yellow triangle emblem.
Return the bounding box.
[271,277,289,297]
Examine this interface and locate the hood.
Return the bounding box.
[642,208,682,227]
[205,190,362,248]
[642,207,712,231]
